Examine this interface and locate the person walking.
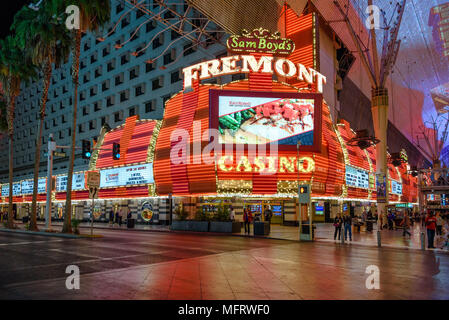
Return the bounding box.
[333,213,343,240]
[436,213,444,236]
[109,209,114,226]
[229,206,235,221]
[425,211,437,249]
[343,213,352,241]
[118,208,123,227]
[243,208,252,234]
[264,206,273,224]
[401,213,411,237]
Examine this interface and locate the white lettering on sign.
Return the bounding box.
[182,55,327,93]
[100,163,154,188]
[56,173,85,192]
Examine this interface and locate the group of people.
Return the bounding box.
[242,206,273,234]
[332,208,449,249]
[108,207,131,227]
[333,213,354,241]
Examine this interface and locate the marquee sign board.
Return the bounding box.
[227,28,295,57]
[100,163,154,188]
[56,173,86,192]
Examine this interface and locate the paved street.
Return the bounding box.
[0,229,448,300]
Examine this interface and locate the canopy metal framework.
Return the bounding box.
[98,0,227,68]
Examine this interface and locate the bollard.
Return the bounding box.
[421,232,425,251]
[341,228,345,244]
[377,230,381,247]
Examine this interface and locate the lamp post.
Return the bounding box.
[45,134,56,231]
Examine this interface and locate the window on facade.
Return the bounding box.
[145,100,156,112]
[183,42,196,56]
[129,66,139,80]
[80,91,86,101]
[90,86,97,97]
[101,117,107,126]
[95,67,102,78]
[90,53,97,64]
[114,111,123,122]
[136,9,144,19]
[78,123,85,133]
[121,16,130,28]
[115,73,124,86]
[129,31,139,42]
[153,34,164,49]
[120,90,129,102]
[102,45,110,57]
[152,76,164,90]
[171,29,180,40]
[121,53,129,65]
[83,106,89,116]
[83,72,90,83]
[164,49,175,65]
[94,101,102,111]
[135,84,145,96]
[84,41,90,51]
[146,61,156,73]
[128,106,138,117]
[107,59,115,72]
[116,3,124,14]
[171,70,181,83]
[102,80,110,92]
[89,120,96,130]
[61,114,67,123]
[106,95,115,107]
[59,131,64,139]
[146,20,157,32]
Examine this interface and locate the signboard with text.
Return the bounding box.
[100,163,154,188]
[345,165,369,189]
[21,178,47,195]
[56,173,86,192]
[227,28,295,57]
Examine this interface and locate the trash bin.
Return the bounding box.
[22,216,29,223]
[127,218,135,229]
[301,224,316,239]
[366,221,373,232]
[254,221,270,235]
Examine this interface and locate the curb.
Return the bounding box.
[0,227,102,239]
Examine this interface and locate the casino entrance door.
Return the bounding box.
[243,199,284,224]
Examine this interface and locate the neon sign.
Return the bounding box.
[217,155,315,173]
[182,55,327,93]
[227,28,295,57]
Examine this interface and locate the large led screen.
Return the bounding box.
[210,90,322,152]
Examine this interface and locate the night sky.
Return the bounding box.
[2,1,32,39]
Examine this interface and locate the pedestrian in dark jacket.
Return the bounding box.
[243,208,252,234]
[333,214,343,240]
[343,213,352,241]
[109,210,114,225]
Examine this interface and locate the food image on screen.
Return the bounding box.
[218,96,314,145]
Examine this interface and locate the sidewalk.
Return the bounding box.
[7,219,448,252]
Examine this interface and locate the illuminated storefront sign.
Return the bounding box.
[391,180,403,195]
[1,183,22,197]
[100,163,154,188]
[345,165,369,189]
[56,173,85,192]
[21,178,47,195]
[217,155,315,173]
[182,55,326,93]
[226,28,295,57]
